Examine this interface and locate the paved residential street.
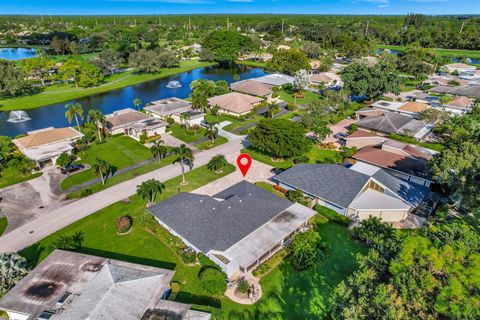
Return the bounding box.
[0,137,247,253]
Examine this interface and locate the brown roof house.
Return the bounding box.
[13,127,83,168]
[0,250,211,320]
[145,97,205,127]
[353,140,435,187]
[355,110,433,140]
[105,108,166,141]
[230,79,274,97]
[208,92,263,117]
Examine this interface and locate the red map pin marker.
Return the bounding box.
[237,153,252,178]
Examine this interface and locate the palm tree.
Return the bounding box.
[211,104,220,118]
[133,98,142,110]
[205,125,218,143]
[267,102,280,118]
[87,109,107,143]
[180,112,191,129]
[150,139,168,163]
[65,103,84,131]
[136,179,165,206]
[173,144,194,185]
[207,155,227,173]
[0,252,29,293]
[91,158,111,185]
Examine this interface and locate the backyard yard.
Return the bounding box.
[19,162,365,319]
[277,90,319,106]
[168,124,207,143]
[0,168,42,189]
[60,135,153,191]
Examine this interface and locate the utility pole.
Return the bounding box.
[227,17,229,30]
[114,17,116,25]
[365,20,369,37]
[281,18,284,34]
[460,21,465,34]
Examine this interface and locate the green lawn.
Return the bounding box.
[168,124,207,143]
[236,60,267,68]
[388,133,444,152]
[61,136,153,191]
[278,90,320,106]
[0,168,42,189]
[0,217,7,236]
[195,137,228,150]
[19,160,365,319]
[254,182,287,199]
[0,60,214,111]
[243,146,343,170]
[378,44,480,59]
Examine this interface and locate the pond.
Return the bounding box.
[0,47,38,60]
[0,64,266,137]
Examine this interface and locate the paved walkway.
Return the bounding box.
[0,137,247,253]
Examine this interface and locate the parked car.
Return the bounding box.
[334,132,348,140]
[200,120,209,128]
[270,167,284,175]
[61,163,85,175]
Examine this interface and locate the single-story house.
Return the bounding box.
[0,250,210,320]
[354,107,386,119]
[309,72,343,88]
[429,85,480,99]
[105,108,166,141]
[273,164,429,222]
[371,100,429,117]
[148,181,316,277]
[277,44,291,51]
[423,75,469,87]
[230,79,274,97]
[254,74,295,87]
[444,63,476,74]
[352,141,434,187]
[239,52,273,62]
[13,127,84,168]
[345,130,387,149]
[207,92,264,117]
[355,110,433,140]
[181,43,202,54]
[145,97,205,126]
[432,96,474,115]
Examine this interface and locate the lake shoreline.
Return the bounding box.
[0,60,216,112]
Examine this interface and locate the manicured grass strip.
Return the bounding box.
[0,217,8,236]
[254,182,286,199]
[61,136,153,190]
[195,137,228,150]
[0,169,42,189]
[0,60,214,111]
[66,154,176,199]
[278,90,319,106]
[378,44,480,59]
[236,60,267,68]
[168,124,207,143]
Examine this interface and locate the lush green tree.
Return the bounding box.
[93,49,125,75]
[59,59,103,88]
[205,125,218,143]
[0,60,34,98]
[249,118,310,158]
[87,109,107,142]
[266,49,310,75]
[341,62,400,99]
[417,108,450,125]
[207,154,227,173]
[128,49,159,73]
[300,42,323,58]
[136,179,165,206]
[56,152,75,168]
[199,267,227,295]
[214,80,230,95]
[287,189,304,203]
[22,56,54,87]
[133,98,142,110]
[351,217,398,258]
[0,252,29,296]
[266,101,280,118]
[173,144,194,185]
[65,102,84,131]
[50,231,85,251]
[150,139,168,163]
[202,30,252,62]
[337,36,375,59]
[91,158,111,185]
[291,229,323,271]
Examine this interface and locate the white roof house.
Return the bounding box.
[145,97,205,126]
[444,63,476,74]
[0,250,211,320]
[254,73,295,87]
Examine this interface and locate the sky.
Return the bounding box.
[0,0,479,15]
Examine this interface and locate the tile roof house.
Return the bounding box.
[254,74,294,87]
[353,142,434,187]
[207,92,264,117]
[13,127,84,168]
[355,111,433,140]
[434,96,475,115]
[145,97,205,126]
[105,108,166,141]
[429,85,480,99]
[148,181,316,277]
[230,79,274,97]
[0,250,210,320]
[309,72,343,88]
[371,100,429,117]
[273,164,429,222]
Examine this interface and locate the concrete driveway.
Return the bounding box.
[0,167,70,234]
[0,137,248,253]
[322,119,355,147]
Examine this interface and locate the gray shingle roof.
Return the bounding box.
[356,112,415,134]
[148,181,293,252]
[273,164,370,208]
